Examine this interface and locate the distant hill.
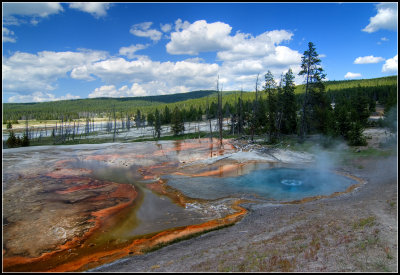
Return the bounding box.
[3,90,217,121]
[294,75,397,94]
[2,76,397,121]
[94,89,217,103]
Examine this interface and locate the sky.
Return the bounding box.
[2,2,398,103]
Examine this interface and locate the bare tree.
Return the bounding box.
[206,96,213,141]
[113,106,117,142]
[250,73,260,141]
[238,88,244,136]
[217,75,223,147]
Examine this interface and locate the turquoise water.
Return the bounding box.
[165,167,357,202]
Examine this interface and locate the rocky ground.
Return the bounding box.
[91,128,398,272]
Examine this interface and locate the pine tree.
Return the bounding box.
[154,108,161,139]
[113,106,117,142]
[6,131,17,148]
[135,109,142,128]
[126,113,131,131]
[334,99,352,139]
[206,96,213,140]
[197,106,203,121]
[21,132,30,147]
[281,69,298,135]
[309,89,332,134]
[171,106,185,136]
[147,112,155,126]
[298,42,326,139]
[264,71,278,143]
[351,89,371,127]
[15,135,22,147]
[348,121,367,146]
[238,91,244,136]
[163,106,171,124]
[250,74,261,141]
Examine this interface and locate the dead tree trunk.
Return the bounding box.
[113,106,117,142]
[206,96,213,142]
[217,75,223,147]
[251,73,260,141]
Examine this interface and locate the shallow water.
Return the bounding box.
[2,139,359,271]
[2,139,237,272]
[73,160,212,244]
[165,166,357,201]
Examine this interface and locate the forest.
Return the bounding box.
[3,43,398,149]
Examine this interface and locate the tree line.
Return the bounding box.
[3,75,396,123]
[145,42,396,147]
[4,42,397,148]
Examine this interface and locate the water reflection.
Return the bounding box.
[174,140,182,155]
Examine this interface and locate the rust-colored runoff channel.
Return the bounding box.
[3,139,246,272]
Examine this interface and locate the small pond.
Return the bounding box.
[165,166,357,202]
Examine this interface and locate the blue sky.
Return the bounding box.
[2,2,398,103]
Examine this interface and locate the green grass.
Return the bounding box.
[352,148,394,157]
[353,216,376,230]
[339,148,395,166]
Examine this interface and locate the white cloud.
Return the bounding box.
[264,30,294,45]
[3,2,63,26]
[216,32,274,61]
[378,36,389,45]
[362,3,397,33]
[344,72,362,79]
[130,22,162,42]
[3,16,23,26]
[89,82,191,98]
[8,92,80,103]
[128,19,301,90]
[3,50,108,93]
[30,18,39,25]
[78,57,154,83]
[354,55,385,64]
[174,18,191,32]
[165,20,303,89]
[76,56,219,96]
[3,27,16,43]
[160,23,172,33]
[70,65,95,81]
[3,2,64,18]
[119,44,149,59]
[167,20,234,55]
[166,19,295,69]
[382,54,398,72]
[69,2,111,18]
[3,3,63,46]
[88,83,147,98]
[4,17,308,101]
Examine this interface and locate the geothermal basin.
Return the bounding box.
[2,139,361,272]
[165,166,358,202]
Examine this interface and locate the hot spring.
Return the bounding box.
[165,166,358,202]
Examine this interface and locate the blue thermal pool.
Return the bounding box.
[164,167,358,202]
